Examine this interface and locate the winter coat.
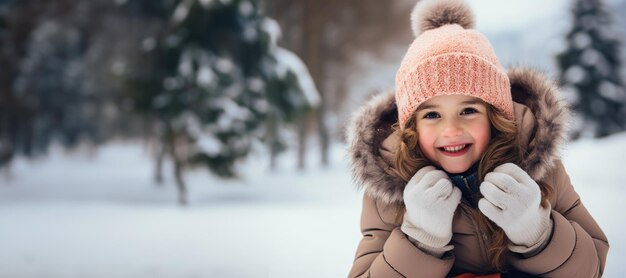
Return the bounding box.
[346,68,609,277]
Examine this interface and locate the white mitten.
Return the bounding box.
[401,166,462,249]
[478,163,552,251]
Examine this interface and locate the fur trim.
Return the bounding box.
[346,92,406,206]
[508,68,570,181]
[411,0,475,37]
[346,68,570,207]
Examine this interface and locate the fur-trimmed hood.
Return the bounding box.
[346,68,570,207]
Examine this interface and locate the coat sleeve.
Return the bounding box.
[509,160,609,277]
[348,194,454,278]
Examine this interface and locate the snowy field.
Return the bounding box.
[1,133,625,278]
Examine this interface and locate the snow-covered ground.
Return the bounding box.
[1,133,625,277]
[0,142,363,278]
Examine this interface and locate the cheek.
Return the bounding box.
[417,127,437,157]
[472,122,492,152]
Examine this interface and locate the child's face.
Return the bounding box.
[415,95,491,174]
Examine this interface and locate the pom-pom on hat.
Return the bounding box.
[395,0,513,128]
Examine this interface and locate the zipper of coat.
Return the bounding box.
[462,177,473,197]
[464,176,490,268]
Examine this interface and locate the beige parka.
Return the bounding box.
[346,68,609,277]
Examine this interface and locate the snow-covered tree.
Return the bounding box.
[0,0,117,170]
[0,0,66,167]
[261,17,320,170]
[264,0,412,169]
[557,0,626,138]
[0,0,316,204]
[13,20,98,154]
[121,0,317,204]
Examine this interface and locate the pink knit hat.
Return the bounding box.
[395,0,513,128]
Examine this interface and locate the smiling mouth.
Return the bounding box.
[438,144,472,153]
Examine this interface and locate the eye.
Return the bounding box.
[461,107,478,115]
[423,111,440,119]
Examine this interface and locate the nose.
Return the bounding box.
[441,119,463,138]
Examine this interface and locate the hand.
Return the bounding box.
[478,163,551,248]
[401,166,462,248]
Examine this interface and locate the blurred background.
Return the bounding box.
[1,0,625,277]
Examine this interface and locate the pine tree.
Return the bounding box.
[7,0,116,162]
[557,0,626,138]
[14,20,94,153]
[0,0,57,166]
[121,0,314,204]
[0,0,118,172]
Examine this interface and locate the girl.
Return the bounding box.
[347,0,609,277]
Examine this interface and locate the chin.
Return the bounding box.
[441,164,471,174]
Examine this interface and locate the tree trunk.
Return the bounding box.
[173,157,187,205]
[316,106,329,166]
[154,139,166,185]
[165,126,187,206]
[268,118,278,171]
[297,113,311,170]
[301,0,330,167]
[0,163,13,181]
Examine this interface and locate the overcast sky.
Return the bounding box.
[468,0,625,33]
[466,0,568,33]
